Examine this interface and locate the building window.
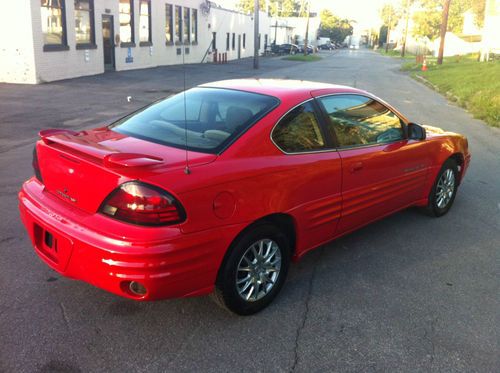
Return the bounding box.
[165,4,173,44]
[183,7,190,43]
[191,9,197,43]
[139,0,151,45]
[258,33,261,49]
[74,0,95,48]
[212,32,216,49]
[232,33,235,50]
[174,5,181,44]
[41,0,68,51]
[243,33,246,49]
[226,33,230,51]
[119,0,134,45]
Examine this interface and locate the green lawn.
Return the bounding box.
[376,48,415,60]
[282,54,322,62]
[400,54,500,127]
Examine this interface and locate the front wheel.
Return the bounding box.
[212,224,290,315]
[426,159,459,217]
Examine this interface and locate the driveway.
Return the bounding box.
[0,50,498,372]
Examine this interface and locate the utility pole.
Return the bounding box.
[437,0,451,65]
[401,0,410,57]
[304,1,310,56]
[253,0,259,69]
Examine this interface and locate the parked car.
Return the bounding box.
[318,43,334,50]
[278,43,299,55]
[298,44,314,54]
[19,79,471,315]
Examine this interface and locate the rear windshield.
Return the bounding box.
[110,87,279,153]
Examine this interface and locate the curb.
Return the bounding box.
[413,74,462,106]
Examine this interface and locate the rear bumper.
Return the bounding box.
[19,178,244,300]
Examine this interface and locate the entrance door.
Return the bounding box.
[237,35,241,59]
[102,15,115,70]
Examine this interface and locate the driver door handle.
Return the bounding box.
[350,162,364,173]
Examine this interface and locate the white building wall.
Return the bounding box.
[2,1,272,84]
[31,0,104,83]
[0,0,37,84]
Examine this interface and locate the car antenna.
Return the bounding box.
[182,41,190,175]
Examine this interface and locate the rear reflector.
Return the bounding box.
[99,182,186,226]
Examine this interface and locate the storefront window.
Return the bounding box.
[119,0,134,44]
[139,0,151,44]
[74,0,94,45]
[174,5,181,43]
[165,4,173,44]
[191,9,197,43]
[183,7,190,43]
[41,0,67,48]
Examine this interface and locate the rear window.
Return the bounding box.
[110,87,279,153]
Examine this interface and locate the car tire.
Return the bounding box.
[425,158,459,217]
[212,223,290,315]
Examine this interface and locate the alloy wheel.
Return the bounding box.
[436,169,455,208]
[235,239,282,302]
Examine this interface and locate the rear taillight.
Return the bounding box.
[32,147,43,183]
[99,182,186,226]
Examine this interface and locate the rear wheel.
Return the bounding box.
[212,224,290,315]
[426,159,459,217]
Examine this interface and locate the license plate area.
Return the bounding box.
[34,223,73,270]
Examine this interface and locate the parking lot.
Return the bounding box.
[1,50,498,372]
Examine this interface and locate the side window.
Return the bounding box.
[318,95,404,147]
[272,102,325,153]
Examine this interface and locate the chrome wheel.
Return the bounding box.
[436,169,455,208]
[236,239,282,302]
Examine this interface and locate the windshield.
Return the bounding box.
[110,87,280,153]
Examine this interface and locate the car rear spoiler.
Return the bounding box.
[38,129,164,167]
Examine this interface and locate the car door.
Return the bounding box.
[315,94,431,234]
[271,100,342,251]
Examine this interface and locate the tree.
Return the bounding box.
[318,10,353,44]
[412,0,486,40]
[380,3,401,51]
[380,3,401,30]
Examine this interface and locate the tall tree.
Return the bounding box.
[379,3,401,51]
[318,10,353,44]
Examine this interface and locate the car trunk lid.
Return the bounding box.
[36,128,216,213]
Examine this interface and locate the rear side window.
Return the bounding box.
[110,87,279,153]
[272,101,325,153]
[318,95,404,147]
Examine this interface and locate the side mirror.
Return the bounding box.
[408,122,426,140]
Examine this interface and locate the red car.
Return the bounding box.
[19,79,470,315]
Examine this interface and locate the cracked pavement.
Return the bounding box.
[1,50,499,372]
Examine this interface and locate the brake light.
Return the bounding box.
[99,182,186,226]
[32,147,43,183]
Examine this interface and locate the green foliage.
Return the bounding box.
[380,3,401,29]
[318,10,353,43]
[282,54,322,62]
[412,0,486,40]
[237,0,301,16]
[405,55,500,127]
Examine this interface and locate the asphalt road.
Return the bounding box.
[1,50,498,373]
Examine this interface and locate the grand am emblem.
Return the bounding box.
[56,188,77,203]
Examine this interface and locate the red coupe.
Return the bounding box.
[19,80,470,315]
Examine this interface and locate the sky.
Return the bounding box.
[216,0,401,29]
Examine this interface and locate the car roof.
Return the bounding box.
[199,79,366,101]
